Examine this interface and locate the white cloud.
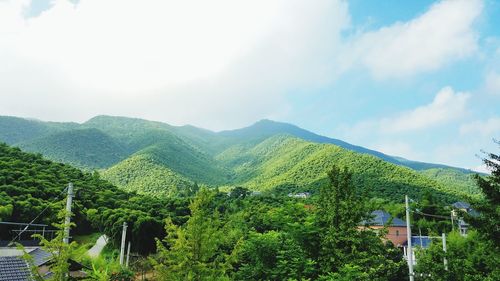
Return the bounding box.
[372,141,421,159]
[460,117,500,136]
[380,87,469,132]
[345,87,470,138]
[472,164,491,174]
[350,0,483,79]
[485,71,500,96]
[0,0,350,129]
[337,86,471,165]
[0,0,485,130]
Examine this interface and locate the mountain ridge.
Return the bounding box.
[0,115,480,200]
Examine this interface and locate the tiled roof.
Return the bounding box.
[28,248,52,267]
[363,210,406,227]
[0,256,31,281]
[452,201,471,209]
[411,236,432,248]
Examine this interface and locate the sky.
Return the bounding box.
[0,0,499,171]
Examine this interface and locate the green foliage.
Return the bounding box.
[416,231,500,281]
[0,142,189,253]
[82,251,134,281]
[235,231,315,281]
[152,188,237,280]
[467,142,500,247]
[315,167,406,280]
[419,168,481,197]
[18,210,78,281]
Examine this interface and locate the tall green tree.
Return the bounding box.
[468,141,500,247]
[315,166,406,280]
[316,166,367,273]
[152,188,235,281]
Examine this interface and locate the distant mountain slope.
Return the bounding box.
[0,115,479,200]
[217,135,470,201]
[101,154,193,196]
[17,128,129,169]
[219,119,473,173]
[418,168,480,196]
[0,116,72,144]
[131,139,230,185]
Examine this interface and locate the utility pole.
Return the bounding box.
[451,210,456,232]
[126,241,131,268]
[442,233,448,271]
[120,222,128,266]
[405,195,414,281]
[63,183,74,244]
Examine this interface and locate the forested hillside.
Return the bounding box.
[0,115,479,201]
[418,168,480,196]
[18,128,129,169]
[219,135,471,201]
[0,143,189,253]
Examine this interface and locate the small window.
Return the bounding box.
[396,230,400,236]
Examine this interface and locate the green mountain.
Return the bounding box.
[0,115,480,201]
[101,154,193,196]
[17,128,129,169]
[219,119,473,172]
[418,168,481,196]
[0,116,77,144]
[217,135,476,200]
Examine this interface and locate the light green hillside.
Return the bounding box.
[101,154,193,196]
[220,135,473,201]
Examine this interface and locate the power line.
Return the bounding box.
[8,185,69,246]
[412,209,450,220]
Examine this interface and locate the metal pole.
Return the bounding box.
[451,210,455,232]
[442,233,448,271]
[63,183,74,244]
[120,222,128,266]
[126,241,131,267]
[406,195,414,281]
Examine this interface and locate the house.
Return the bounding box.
[0,246,87,280]
[360,210,408,246]
[410,236,432,248]
[0,256,31,281]
[452,201,472,212]
[451,201,477,236]
[287,192,311,199]
[457,218,469,236]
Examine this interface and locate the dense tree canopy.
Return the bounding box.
[0,143,189,254]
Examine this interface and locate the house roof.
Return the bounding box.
[363,210,406,227]
[28,248,52,267]
[0,256,31,281]
[452,201,471,209]
[410,236,432,248]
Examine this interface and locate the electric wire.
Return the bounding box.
[8,185,69,246]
